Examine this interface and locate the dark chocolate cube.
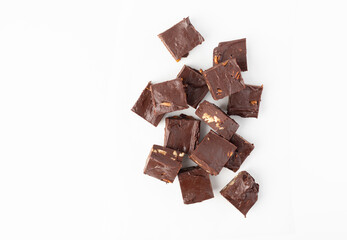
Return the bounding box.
[195,100,239,140]
[131,82,165,126]
[220,171,259,217]
[203,58,245,100]
[227,84,263,118]
[150,78,189,115]
[144,145,184,183]
[225,134,254,172]
[190,130,237,175]
[158,17,204,61]
[164,114,200,154]
[178,166,214,204]
[177,65,209,108]
[213,38,247,71]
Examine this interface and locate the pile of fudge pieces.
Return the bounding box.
[131,17,263,217]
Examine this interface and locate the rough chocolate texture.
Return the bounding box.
[178,166,214,204]
[177,65,208,108]
[220,171,259,217]
[190,130,237,175]
[158,17,204,61]
[144,145,184,183]
[195,100,239,140]
[225,134,254,172]
[164,114,200,154]
[131,82,164,126]
[213,38,247,71]
[227,84,263,118]
[203,58,245,100]
[150,78,189,115]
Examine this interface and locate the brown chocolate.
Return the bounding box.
[203,58,245,100]
[144,145,184,183]
[177,65,209,108]
[195,100,239,140]
[178,166,214,204]
[190,130,237,175]
[220,171,259,217]
[158,17,204,61]
[150,78,189,115]
[213,38,247,71]
[131,82,164,126]
[225,134,254,172]
[227,84,263,118]
[164,114,200,154]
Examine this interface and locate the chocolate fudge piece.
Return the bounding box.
[190,130,236,175]
[202,58,245,100]
[178,166,214,204]
[158,17,204,62]
[150,78,189,115]
[131,82,164,126]
[195,100,239,140]
[225,134,254,172]
[164,114,200,154]
[227,84,263,118]
[220,171,259,217]
[177,65,209,108]
[144,145,185,183]
[213,38,247,71]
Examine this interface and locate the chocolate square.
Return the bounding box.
[190,130,237,175]
[177,65,209,108]
[144,145,185,183]
[164,114,200,154]
[150,78,189,115]
[202,58,245,100]
[227,84,263,118]
[158,17,204,61]
[131,82,164,126]
[224,134,254,172]
[213,38,247,71]
[178,166,214,204]
[220,171,259,217]
[195,100,239,140]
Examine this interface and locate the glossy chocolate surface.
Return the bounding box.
[195,100,239,140]
[131,82,164,126]
[220,171,259,217]
[158,17,204,61]
[150,78,189,115]
[203,58,245,100]
[190,130,237,175]
[164,114,200,154]
[227,84,263,118]
[177,65,208,108]
[224,134,254,172]
[178,166,214,204]
[144,145,184,183]
[213,38,247,71]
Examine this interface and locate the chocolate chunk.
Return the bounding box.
[178,166,214,204]
[202,58,245,100]
[213,38,247,71]
[220,171,259,217]
[131,82,164,126]
[164,114,200,154]
[177,65,209,108]
[227,84,263,118]
[195,100,239,140]
[190,130,237,175]
[158,17,204,62]
[225,134,254,172]
[144,145,184,183]
[150,78,189,115]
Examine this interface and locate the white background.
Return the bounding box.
[0,0,346,239]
